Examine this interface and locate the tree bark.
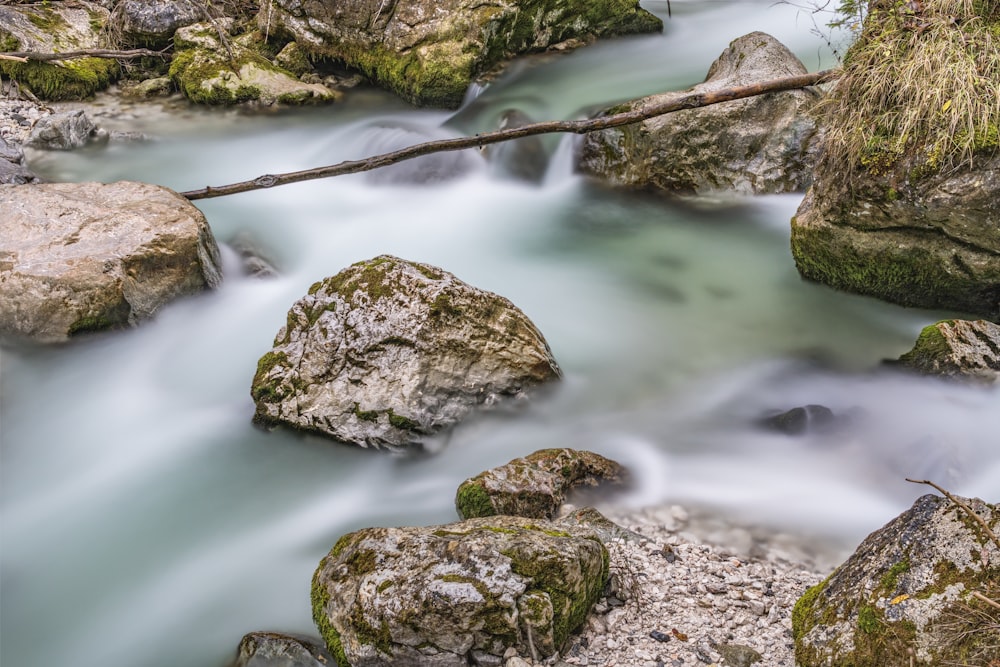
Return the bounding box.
[180,68,838,201]
[0,48,169,62]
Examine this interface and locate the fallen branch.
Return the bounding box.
[180,68,839,200]
[0,48,170,62]
[971,591,1000,612]
[905,478,1000,552]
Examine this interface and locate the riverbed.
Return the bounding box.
[2,2,998,667]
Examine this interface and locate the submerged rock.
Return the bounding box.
[578,32,822,196]
[759,404,840,436]
[0,2,118,101]
[897,319,1000,384]
[251,255,561,450]
[257,0,662,108]
[792,493,999,667]
[0,181,222,343]
[311,515,608,666]
[169,22,339,106]
[232,631,333,667]
[455,448,629,520]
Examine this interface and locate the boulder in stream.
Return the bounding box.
[456,448,629,520]
[897,319,1000,384]
[257,0,662,108]
[24,109,99,150]
[0,181,223,343]
[578,32,822,196]
[792,493,999,666]
[311,515,608,666]
[232,631,334,667]
[0,2,118,101]
[251,255,561,450]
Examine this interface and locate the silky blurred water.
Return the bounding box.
[2,2,998,667]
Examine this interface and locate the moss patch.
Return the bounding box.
[0,57,118,100]
[455,480,497,519]
[250,350,289,403]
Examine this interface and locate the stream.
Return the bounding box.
[2,2,999,666]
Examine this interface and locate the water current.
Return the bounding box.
[2,2,998,666]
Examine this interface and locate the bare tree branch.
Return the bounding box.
[0,48,170,62]
[180,68,840,200]
[905,478,1000,552]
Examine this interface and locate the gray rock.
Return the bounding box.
[455,448,629,520]
[578,32,822,196]
[483,110,549,184]
[897,319,1000,384]
[0,181,222,343]
[111,0,204,48]
[25,110,98,150]
[127,76,175,98]
[792,494,999,666]
[311,515,608,666]
[0,135,39,184]
[232,631,333,667]
[759,404,839,435]
[716,642,762,667]
[257,0,662,108]
[251,255,561,450]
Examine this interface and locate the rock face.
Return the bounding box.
[455,448,629,520]
[251,255,560,450]
[0,2,118,100]
[897,319,1000,383]
[111,0,203,49]
[792,494,999,667]
[0,181,222,343]
[233,631,333,667]
[790,2,1000,318]
[578,32,822,196]
[311,515,608,666]
[258,0,662,108]
[169,22,339,106]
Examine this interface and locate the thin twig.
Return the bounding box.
[180,67,839,200]
[972,591,1000,611]
[0,53,28,62]
[905,478,1000,552]
[0,48,170,62]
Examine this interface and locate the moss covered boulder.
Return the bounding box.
[897,319,1000,384]
[251,255,561,450]
[311,515,608,666]
[792,493,999,667]
[0,181,222,343]
[256,0,662,109]
[790,0,1000,318]
[579,32,822,196]
[0,1,118,100]
[456,448,629,520]
[170,22,339,106]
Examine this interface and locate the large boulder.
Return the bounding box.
[251,255,560,450]
[169,22,339,106]
[578,32,822,196]
[790,0,1000,318]
[897,319,1000,384]
[0,2,118,100]
[257,0,662,108]
[792,494,999,667]
[0,181,222,343]
[109,0,204,49]
[311,515,608,666]
[456,448,629,520]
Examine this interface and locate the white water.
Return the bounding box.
[2,3,998,667]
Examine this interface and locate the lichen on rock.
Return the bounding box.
[311,515,608,666]
[250,255,561,450]
[456,448,629,520]
[792,493,999,666]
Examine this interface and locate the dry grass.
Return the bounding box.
[934,585,1000,666]
[818,0,1000,181]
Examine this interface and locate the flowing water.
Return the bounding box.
[3,2,998,666]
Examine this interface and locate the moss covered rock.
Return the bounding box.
[170,22,339,106]
[251,255,561,450]
[0,181,222,343]
[311,515,608,666]
[897,319,1000,383]
[792,494,999,667]
[579,32,822,196]
[456,448,629,520]
[256,0,662,109]
[790,0,1000,319]
[0,2,118,101]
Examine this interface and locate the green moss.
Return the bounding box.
[429,292,462,318]
[879,558,911,594]
[455,480,496,519]
[377,579,394,593]
[898,323,953,367]
[168,45,277,105]
[311,568,350,667]
[67,315,116,336]
[250,351,289,403]
[857,605,880,634]
[350,605,393,655]
[386,409,421,432]
[0,57,118,100]
[353,403,380,423]
[0,29,20,53]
